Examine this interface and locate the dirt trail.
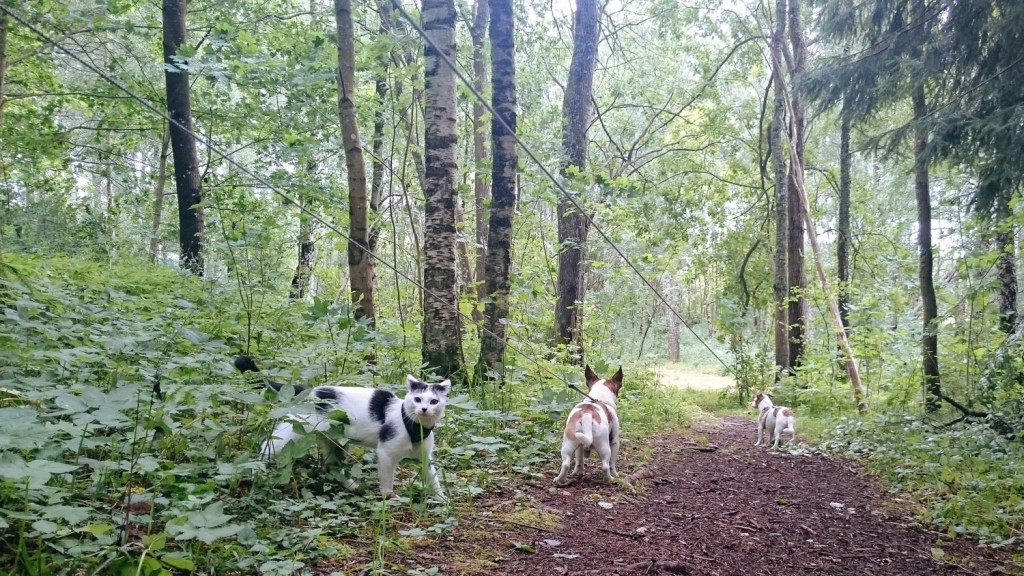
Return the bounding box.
[416,417,1015,576]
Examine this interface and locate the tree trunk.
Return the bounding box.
[370,0,391,262]
[838,111,852,332]
[421,0,464,382]
[0,9,8,133]
[787,126,868,412]
[149,127,172,263]
[554,0,599,361]
[909,0,940,413]
[770,0,790,377]
[471,0,490,326]
[476,0,516,382]
[290,208,315,300]
[336,0,376,325]
[162,0,204,276]
[667,288,680,362]
[993,183,1017,334]
[786,0,806,370]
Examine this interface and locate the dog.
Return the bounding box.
[751,391,796,449]
[553,365,623,485]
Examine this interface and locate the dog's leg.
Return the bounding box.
[609,437,620,478]
[552,440,576,485]
[754,415,764,447]
[594,438,614,482]
[571,445,586,475]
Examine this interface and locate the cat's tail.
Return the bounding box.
[234,355,307,395]
[574,412,594,447]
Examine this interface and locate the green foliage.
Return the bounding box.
[820,416,1024,547]
[0,253,700,574]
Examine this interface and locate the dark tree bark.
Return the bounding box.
[0,9,8,132]
[149,127,171,263]
[421,0,464,382]
[914,85,941,413]
[336,0,376,325]
[470,0,490,326]
[476,0,516,381]
[290,209,315,300]
[770,0,790,376]
[786,0,807,370]
[838,112,852,332]
[369,0,391,263]
[909,0,940,413]
[162,0,204,276]
[993,183,1017,334]
[554,0,599,361]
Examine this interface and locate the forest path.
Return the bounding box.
[392,416,1015,576]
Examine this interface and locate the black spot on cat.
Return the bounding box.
[379,423,395,443]
[369,389,395,422]
[313,387,339,412]
[408,378,428,393]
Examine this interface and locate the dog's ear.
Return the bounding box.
[605,366,623,395]
[584,364,600,387]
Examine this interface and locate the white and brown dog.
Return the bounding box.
[553,365,623,485]
[751,391,796,449]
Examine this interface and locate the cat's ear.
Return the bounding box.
[431,379,451,396]
[584,365,600,387]
[406,375,428,393]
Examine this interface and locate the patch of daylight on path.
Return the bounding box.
[655,363,735,390]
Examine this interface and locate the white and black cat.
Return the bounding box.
[235,356,450,501]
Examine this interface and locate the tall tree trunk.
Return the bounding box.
[838,111,852,332]
[370,0,391,262]
[149,127,172,263]
[786,0,806,370]
[787,123,867,412]
[554,0,599,361]
[471,0,489,326]
[162,0,204,276]
[0,9,8,133]
[336,0,376,325]
[290,206,315,300]
[994,192,1017,334]
[770,0,790,376]
[667,289,680,362]
[421,0,464,382]
[909,0,940,413]
[476,0,516,382]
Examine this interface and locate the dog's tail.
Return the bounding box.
[234,355,307,395]
[574,412,594,448]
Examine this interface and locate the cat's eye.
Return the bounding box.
[429,399,439,405]
[414,397,421,403]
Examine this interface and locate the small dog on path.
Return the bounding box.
[553,365,623,485]
[751,391,796,449]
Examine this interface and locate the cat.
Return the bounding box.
[235,356,450,501]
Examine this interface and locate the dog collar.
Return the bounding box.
[401,405,433,443]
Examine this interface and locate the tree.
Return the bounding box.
[785,0,807,370]
[470,0,489,326]
[162,0,204,276]
[336,0,376,324]
[837,110,851,332]
[476,0,517,381]
[770,0,789,376]
[554,0,599,360]
[421,0,464,382]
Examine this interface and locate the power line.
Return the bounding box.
[0,3,581,388]
[2,2,735,381]
[386,0,736,377]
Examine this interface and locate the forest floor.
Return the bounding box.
[654,365,735,391]
[322,416,1021,576]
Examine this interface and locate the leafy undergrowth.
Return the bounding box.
[0,254,704,575]
[819,415,1024,549]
